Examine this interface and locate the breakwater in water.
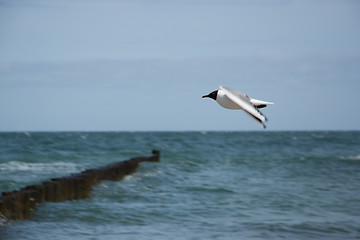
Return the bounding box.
[1,132,360,239]
[0,150,160,222]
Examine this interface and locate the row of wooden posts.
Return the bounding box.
[0,150,160,222]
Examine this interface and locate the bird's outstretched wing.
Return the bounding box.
[220,85,267,128]
[250,98,274,109]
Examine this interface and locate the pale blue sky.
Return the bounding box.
[0,0,359,131]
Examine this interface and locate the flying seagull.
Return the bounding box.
[202,85,274,128]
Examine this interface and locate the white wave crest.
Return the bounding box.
[340,155,360,161]
[0,161,79,173]
[0,213,7,226]
[123,170,161,182]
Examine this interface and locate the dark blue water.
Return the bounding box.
[1,131,360,239]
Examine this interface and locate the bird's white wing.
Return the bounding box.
[220,85,267,128]
[250,98,274,108]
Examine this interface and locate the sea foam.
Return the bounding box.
[0,161,80,173]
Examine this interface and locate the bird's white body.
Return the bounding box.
[216,90,241,109]
[202,85,274,128]
[216,88,273,110]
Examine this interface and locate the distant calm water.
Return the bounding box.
[0,131,359,240]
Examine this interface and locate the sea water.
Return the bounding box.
[0,131,359,239]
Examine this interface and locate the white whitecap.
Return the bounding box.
[123,170,161,182]
[0,161,80,173]
[123,175,134,181]
[340,155,360,161]
[0,213,7,226]
[24,132,31,137]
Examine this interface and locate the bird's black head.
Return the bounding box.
[202,90,218,100]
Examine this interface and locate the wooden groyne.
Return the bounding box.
[0,150,160,222]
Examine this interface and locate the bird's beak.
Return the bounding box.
[202,94,209,98]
